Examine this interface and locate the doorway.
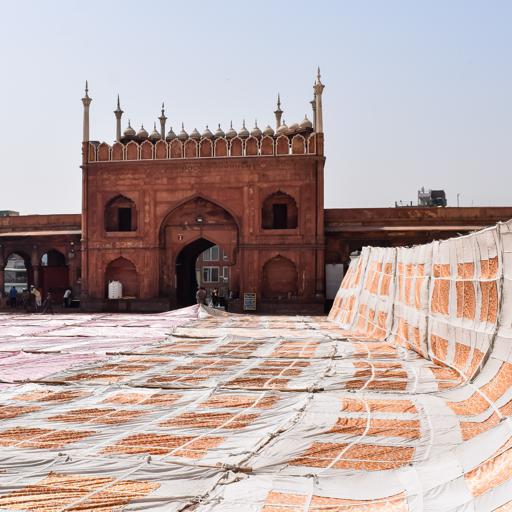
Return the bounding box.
[175,238,215,307]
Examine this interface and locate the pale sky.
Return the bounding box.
[0,1,510,214]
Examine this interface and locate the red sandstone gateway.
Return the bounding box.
[0,72,511,312]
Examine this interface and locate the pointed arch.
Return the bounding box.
[155,139,168,159]
[261,191,298,230]
[170,139,183,158]
[105,194,137,232]
[125,140,139,160]
[307,133,316,154]
[260,136,274,155]
[97,142,111,161]
[214,138,228,157]
[262,255,298,299]
[105,256,139,298]
[140,140,153,160]
[276,135,289,155]
[184,139,198,158]
[291,134,306,154]
[200,138,213,158]
[245,136,259,156]
[112,142,124,160]
[88,142,97,162]
[230,137,243,157]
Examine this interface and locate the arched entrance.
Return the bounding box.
[40,250,69,299]
[160,196,240,308]
[3,252,32,294]
[176,238,215,307]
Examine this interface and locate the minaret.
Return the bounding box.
[159,102,167,139]
[310,98,317,132]
[81,81,92,142]
[313,67,325,133]
[274,93,283,130]
[114,94,123,142]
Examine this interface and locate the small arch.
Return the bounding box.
[184,139,198,158]
[170,139,183,158]
[105,195,137,232]
[125,140,139,160]
[88,143,97,162]
[140,140,153,160]
[200,138,213,157]
[112,142,124,160]
[260,136,274,155]
[155,139,168,159]
[307,133,316,154]
[261,191,298,230]
[230,137,243,157]
[105,257,139,298]
[97,142,111,161]
[291,134,306,154]
[276,135,289,155]
[245,136,259,156]
[214,138,228,157]
[262,255,298,299]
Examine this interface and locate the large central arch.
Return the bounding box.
[175,237,215,307]
[159,196,240,308]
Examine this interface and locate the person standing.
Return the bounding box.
[63,288,72,308]
[196,286,207,305]
[34,287,42,310]
[8,286,17,308]
[41,292,54,314]
[211,287,219,308]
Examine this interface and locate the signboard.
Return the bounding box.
[243,292,257,311]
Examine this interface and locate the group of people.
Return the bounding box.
[2,286,73,313]
[195,286,222,308]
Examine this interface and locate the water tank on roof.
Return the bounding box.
[108,280,123,299]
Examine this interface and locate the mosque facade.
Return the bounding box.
[1,72,511,312]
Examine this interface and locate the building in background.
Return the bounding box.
[417,187,447,207]
[195,245,231,299]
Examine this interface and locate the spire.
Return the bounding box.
[114,94,124,142]
[274,93,283,130]
[313,67,325,133]
[158,102,167,139]
[81,80,92,143]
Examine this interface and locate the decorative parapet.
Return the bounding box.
[84,133,321,164]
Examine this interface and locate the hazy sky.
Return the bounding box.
[0,1,510,214]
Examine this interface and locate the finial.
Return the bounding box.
[128,119,131,127]
[255,118,258,127]
[218,123,221,129]
[154,122,157,129]
[277,93,281,109]
[85,80,89,96]
[117,94,120,109]
[230,121,233,128]
[242,119,246,128]
[317,67,321,81]
[182,122,184,129]
[161,102,165,115]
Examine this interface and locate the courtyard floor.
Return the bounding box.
[0,307,509,511]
